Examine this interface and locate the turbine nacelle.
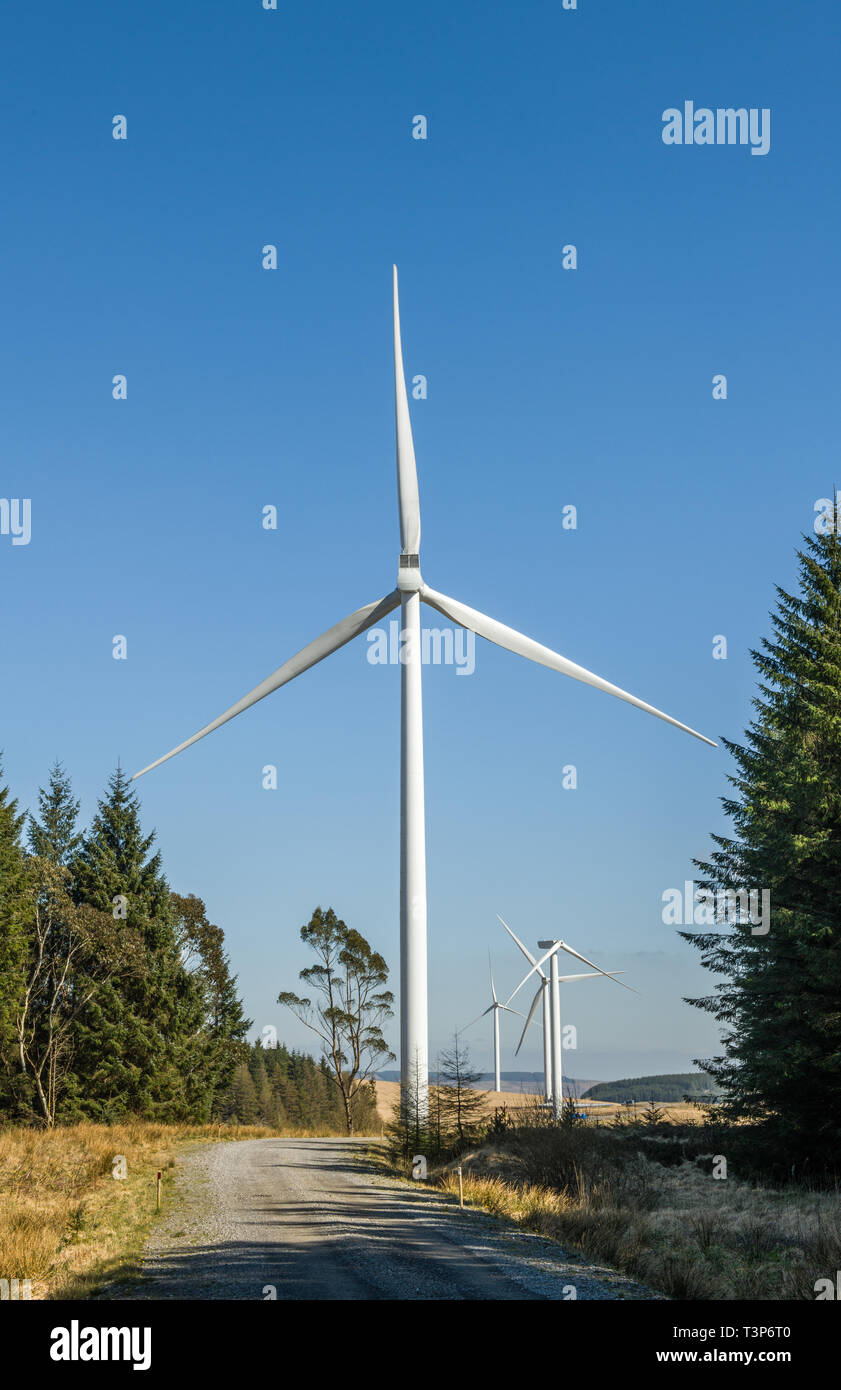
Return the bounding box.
[397,554,423,592]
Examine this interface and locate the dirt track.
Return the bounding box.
[96,1137,656,1302]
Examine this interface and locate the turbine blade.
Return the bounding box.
[556,971,625,982]
[422,587,716,747]
[393,266,421,555]
[132,590,401,779]
[489,953,498,1005]
[460,1006,493,1034]
[514,987,543,1056]
[505,944,558,1004]
[497,914,543,974]
[558,941,639,993]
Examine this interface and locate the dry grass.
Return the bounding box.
[0,1121,331,1300]
[373,1079,538,1121]
[435,1145,841,1300]
[372,1080,703,1126]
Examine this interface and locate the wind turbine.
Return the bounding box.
[131,266,715,1121]
[498,914,622,1104]
[460,956,523,1093]
[509,935,634,1118]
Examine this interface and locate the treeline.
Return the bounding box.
[0,761,250,1126]
[585,1074,716,1103]
[220,1042,380,1132]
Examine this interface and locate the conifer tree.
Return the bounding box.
[67,767,196,1120]
[28,761,82,866]
[170,893,251,1119]
[682,526,841,1165]
[438,1036,484,1143]
[73,766,166,918]
[228,1062,259,1124]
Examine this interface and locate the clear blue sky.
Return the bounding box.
[2,1,839,1081]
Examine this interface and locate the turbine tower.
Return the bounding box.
[131,267,715,1121]
[499,914,622,1103]
[460,956,523,1092]
[509,936,633,1118]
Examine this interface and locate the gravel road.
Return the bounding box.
[97,1138,658,1301]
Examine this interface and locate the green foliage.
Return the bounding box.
[437,1037,484,1143]
[0,761,250,1128]
[585,1073,715,1103]
[28,761,82,867]
[278,905,394,1133]
[682,526,841,1170]
[220,1041,380,1132]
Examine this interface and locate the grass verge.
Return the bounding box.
[0,1121,351,1299]
[376,1125,841,1300]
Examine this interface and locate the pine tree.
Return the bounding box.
[66,767,196,1120]
[28,761,82,866]
[438,1037,485,1144]
[682,526,841,1167]
[73,766,166,919]
[170,894,251,1120]
[228,1063,259,1124]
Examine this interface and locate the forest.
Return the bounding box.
[0,760,367,1130]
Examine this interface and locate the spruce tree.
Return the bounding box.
[74,765,167,919]
[229,1062,259,1124]
[67,767,195,1120]
[438,1037,485,1143]
[170,893,251,1120]
[682,526,841,1167]
[28,761,82,866]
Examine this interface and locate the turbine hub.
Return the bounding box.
[397,553,423,592]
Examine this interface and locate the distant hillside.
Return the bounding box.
[583,1073,716,1103]
[377,1071,600,1098]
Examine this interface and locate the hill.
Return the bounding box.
[376,1071,601,1097]
[583,1073,717,1103]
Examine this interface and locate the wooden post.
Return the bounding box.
[156,1170,162,1211]
[457,1164,463,1209]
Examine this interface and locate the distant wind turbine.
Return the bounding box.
[498,914,622,1104]
[131,267,714,1120]
[460,956,523,1093]
[508,935,634,1118]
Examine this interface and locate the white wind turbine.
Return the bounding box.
[131,266,715,1120]
[459,956,523,1093]
[508,934,634,1118]
[498,914,622,1104]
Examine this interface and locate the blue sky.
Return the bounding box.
[2,0,839,1081]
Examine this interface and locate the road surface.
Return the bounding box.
[97,1137,656,1301]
